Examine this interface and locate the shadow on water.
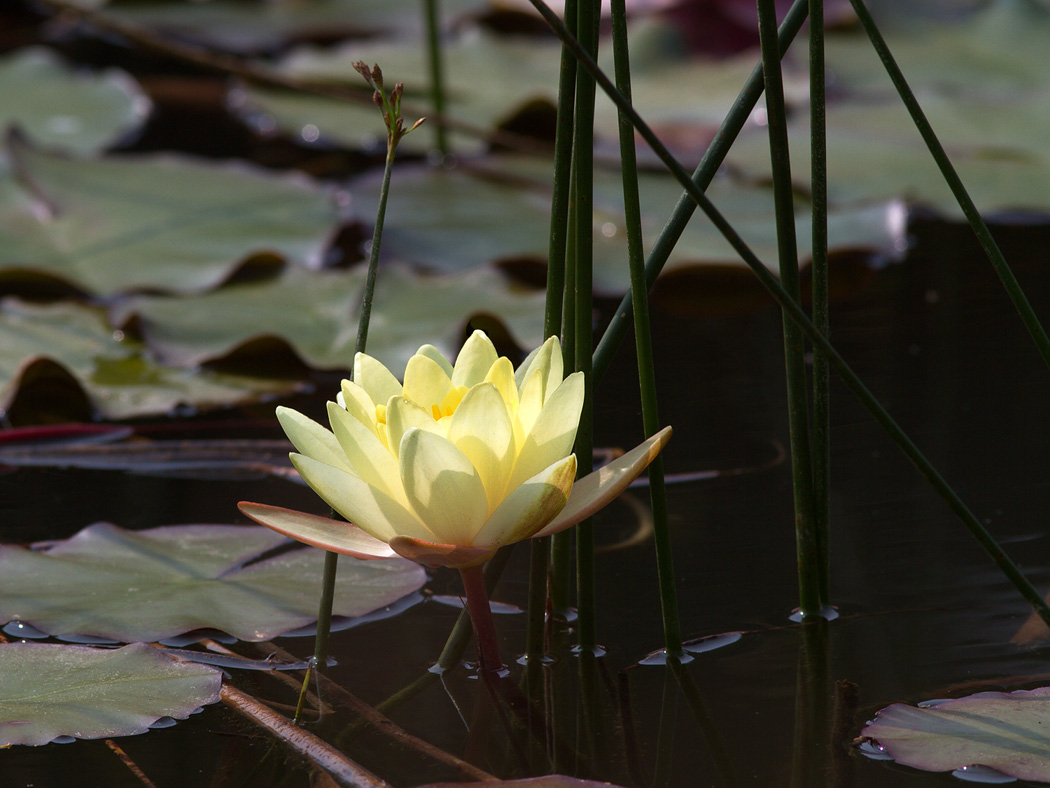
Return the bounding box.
[6,216,1050,785]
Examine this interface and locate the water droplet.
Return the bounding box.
[301,124,320,143]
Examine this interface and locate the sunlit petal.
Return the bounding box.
[473,454,575,548]
[276,406,352,472]
[340,379,380,436]
[514,335,561,391]
[327,401,407,504]
[403,353,453,411]
[414,344,454,377]
[399,428,489,545]
[238,502,395,559]
[451,330,498,388]
[484,356,519,414]
[508,371,584,491]
[533,426,672,538]
[386,395,443,460]
[447,382,514,511]
[290,453,433,542]
[354,352,402,406]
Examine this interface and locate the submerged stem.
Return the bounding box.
[459,564,506,674]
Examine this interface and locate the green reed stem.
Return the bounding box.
[592,0,808,383]
[307,87,404,700]
[809,0,831,607]
[756,0,820,618]
[423,0,448,156]
[572,0,599,654]
[847,0,1050,372]
[610,0,682,658]
[526,0,1050,629]
[526,0,578,662]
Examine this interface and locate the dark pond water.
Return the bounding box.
[6,215,1050,786]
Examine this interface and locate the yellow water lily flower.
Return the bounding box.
[240,331,670,568]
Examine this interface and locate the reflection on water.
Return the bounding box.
[5,218,1050,785]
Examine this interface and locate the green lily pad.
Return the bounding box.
[860,687,1050,782]
[0,522,426,642]
[0,138,344,296]
[0,47,150,156]
[0,298,294,421]
[113,264,546,372]
[0,642,222,747]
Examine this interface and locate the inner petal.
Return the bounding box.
[447,382,515,513]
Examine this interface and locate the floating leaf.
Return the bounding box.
[114,264,546,372]
[0,298,294,421]
[860,687,1050,782]
[0,642,221,746]
[0,47,150,156]
[0,138,344,296]
[0,523,426,642]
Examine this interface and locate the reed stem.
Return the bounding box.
[610,0,682,658]
[423,0,448,156]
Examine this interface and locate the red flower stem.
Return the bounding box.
[459,564,504,674]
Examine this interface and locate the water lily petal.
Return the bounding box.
[414,344,454,377]
[386,395,443,460]
[340,379,380,437]
[447,382,514,511]
[327,401,407,504]
[276,407,352,472]
[514,335,561,390]
[533,426,672,538]
[516,339,565,437]
[388,536,494,568]
[451,330,498,388]
[403,354,453,412]
[472,454,576,548]
[290,453,434,542]
[238,502,395,559]
[508,371,584,491]
[484,356,519,415]
[399,428,489,546]
[354,352,402,406]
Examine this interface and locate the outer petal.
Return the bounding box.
[446,382,515,512]
[403,354,453,411]
[507,371,584,492]
[388,536,494,568]
[514,335,562,390]
[414,344,454,377]
[451,330,498,388]
[516,339,565,437]
[399,428,489,546]
[238,502,395,559]
[386,395,443,459]
[276,406,352,472]
[290,453,434,542]
[354,352,402,406]
[533,426,672,538]
[327,401,407,505]
[339,379,380,436]
[472,454,576,549]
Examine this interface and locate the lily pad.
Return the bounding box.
[0,642,222,746]
[113,264,547,372]
[0,138,345,296]
[0,298,294,421]
[0,522,426,642]
[860,687,1050,782]
[0,47,150,156]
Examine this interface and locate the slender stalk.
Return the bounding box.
[526,0,1050,629]
[847,0,1050,374]
[435,546,514,671]
[423,0,448,156]
[526,0,578,662]
[572,0,599,653]
[609,0,682,658]
[460,564,505,673]
[809,0,831,607]
[756,0,820,617]
[592,0,810,383]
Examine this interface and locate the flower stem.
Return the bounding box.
[459,564,505,674]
